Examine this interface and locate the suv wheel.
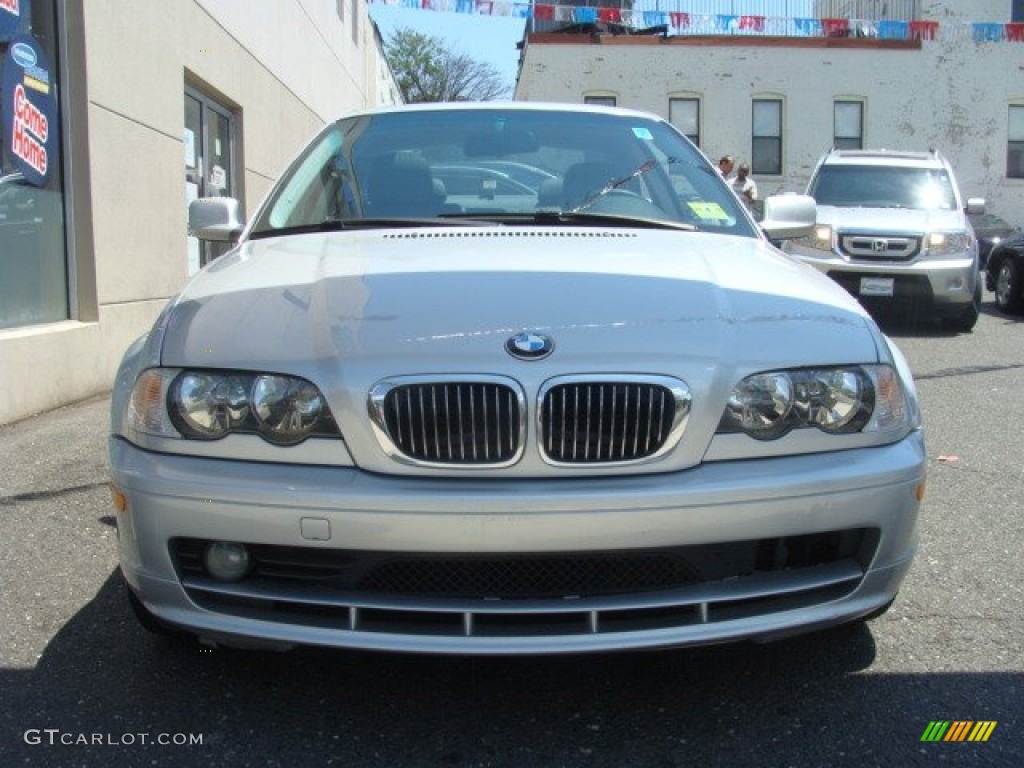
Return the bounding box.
[994,257,1024,314]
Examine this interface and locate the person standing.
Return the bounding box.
[730,162,758,210]
[717,155,734,178]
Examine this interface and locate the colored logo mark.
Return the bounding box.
[11,42,37,69]
[921,721,997,742]
[505,332,554,361]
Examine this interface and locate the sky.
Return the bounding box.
[367,2,818,94]
[368,5,528,93]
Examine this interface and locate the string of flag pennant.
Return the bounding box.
[369,0,1024,43]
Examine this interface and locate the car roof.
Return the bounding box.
[821,149,947,168]
[335,101,666,122]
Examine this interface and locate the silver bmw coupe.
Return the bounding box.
[109,103,925,654]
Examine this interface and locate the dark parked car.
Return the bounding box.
[985,231,1024,314]
[969,212,1019,269]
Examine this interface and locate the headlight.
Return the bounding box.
[927,231,973,258]
[719,365,906,440]
[251,374,326,444]
[792,224,833,252]
[171,372,250,439]
[130,368,338,445]
[725,373,793,440]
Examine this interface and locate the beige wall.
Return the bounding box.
[516,28,1024,222]
[0,0,399,425]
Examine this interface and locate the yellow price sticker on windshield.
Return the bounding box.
[687,201,729,220]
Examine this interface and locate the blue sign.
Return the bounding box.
[1,0,30,43]
[2,34,58,187]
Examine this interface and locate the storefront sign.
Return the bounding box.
[2,34,57,186]
[1,0,23,42]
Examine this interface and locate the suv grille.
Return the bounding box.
[840,232,921,262]
[539,376,690,464]
[369,378,525,466]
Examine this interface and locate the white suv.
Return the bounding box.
[785,149,984,331]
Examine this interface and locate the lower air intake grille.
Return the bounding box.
[359,553,703,598]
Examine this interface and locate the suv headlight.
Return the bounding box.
[129,368,339,445]
[791,224,833,253]
[718,365,908,440]
[926,231,973,258]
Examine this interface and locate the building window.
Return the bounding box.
[185,86,239,273]
[1015,0,1024,22]
[669,98,700,146]
[834,101,864,150]
[752,99,782,175]
[1,0,68,330]
[1009,105,1024,178]
[584,95,616,107]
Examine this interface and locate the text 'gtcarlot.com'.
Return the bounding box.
[24,730,204,746]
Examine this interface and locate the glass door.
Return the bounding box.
[184,87,236,273]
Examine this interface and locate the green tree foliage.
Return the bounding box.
[384,27,510,103]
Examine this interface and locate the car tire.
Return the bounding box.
[941,282,981,332]
[993,256,1024,314]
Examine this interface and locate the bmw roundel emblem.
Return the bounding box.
[505,332,554,361]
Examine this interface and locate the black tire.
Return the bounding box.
[941,281,981,332]
[993,256,1024,314]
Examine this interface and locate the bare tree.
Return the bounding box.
[384,27,511,103]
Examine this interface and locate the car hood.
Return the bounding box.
[815,205,965,233]
[158,227,880,472]
[162,227,876,371]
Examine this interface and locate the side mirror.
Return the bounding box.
[760,194,817,240]
[188,197,243,242]
[965,197,985,215]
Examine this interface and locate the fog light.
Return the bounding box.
[204,541,251,581]
[947,277,964,292]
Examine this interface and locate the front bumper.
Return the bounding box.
[110,432,925,654]
[786,246,977,310]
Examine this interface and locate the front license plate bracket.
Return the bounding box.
[860,277,894,297]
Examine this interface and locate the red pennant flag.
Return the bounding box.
[598,8,622,24]
[670,12,690,30]
[739,16,765,32]
[534,4,554,22]
[821,18,850,37]
[1007,23,1024,42]
[909,20,938,40]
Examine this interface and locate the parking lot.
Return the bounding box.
[1,302,1021,768]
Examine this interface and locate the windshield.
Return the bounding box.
[248,107,756,238]
[809,165,958,210]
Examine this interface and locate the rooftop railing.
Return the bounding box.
[367,1,1024,43]
[529,1,925,34]
[656,1,921,21]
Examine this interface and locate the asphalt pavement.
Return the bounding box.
[1,304,1022,767]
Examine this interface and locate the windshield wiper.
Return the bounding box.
[249,219,346,240]
[535,210,696,230]
[438,211,696,231]
[249,217,497,239]
[571,159,659,214]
